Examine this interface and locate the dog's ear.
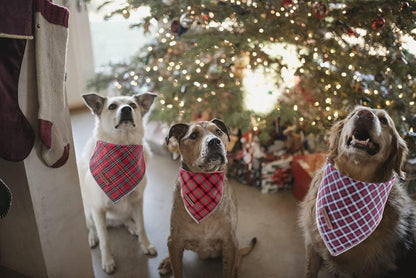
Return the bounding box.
[135,93,157,115]
[328,120,344,164]
[385,128,408,180]
[212,119,231,142]
[166,123,189,145]
[82,93,106,115]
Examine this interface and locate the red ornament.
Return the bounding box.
[282,0,294,6]
[313,1,329,19]
[170,20,180,34]
[336,20,355,36]
[371,16,385,30]
[400,2,410,11]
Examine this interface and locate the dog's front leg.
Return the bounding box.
[131,190,157,256]
[91,208,116,273]
[305,244,322,278]
[167,235,184,278]
[222,236,239,278]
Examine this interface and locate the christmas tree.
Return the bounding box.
[88,0,416,157]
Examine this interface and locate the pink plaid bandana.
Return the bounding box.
[316,159,395,256]
[89,140,146,203]
[180,168,225,223]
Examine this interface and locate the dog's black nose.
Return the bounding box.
[208,138,221,147]
[356,109,374,121]
[121,106,132,114]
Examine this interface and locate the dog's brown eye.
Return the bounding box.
[378,116,388,125]
[216,128,223,136]
[108,103,117,110]
[189,132,199,140]
[129,103,137,109]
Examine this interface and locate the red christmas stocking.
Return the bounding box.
[0,38,35,161]
[34,0,71,168]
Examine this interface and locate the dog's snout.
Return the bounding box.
[121,106,132,114]
[208,138,221,147]
[356,109,374,121]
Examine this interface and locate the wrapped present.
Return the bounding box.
[272,168,290,184]
[261,156,293,193]
[292,153,326,201]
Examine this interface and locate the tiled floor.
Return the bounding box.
[70,111,331,278]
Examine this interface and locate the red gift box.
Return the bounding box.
[292,153,326,201]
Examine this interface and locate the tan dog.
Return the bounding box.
[299,106,416,277]
[79,93,157,273]
[158,119,256,278]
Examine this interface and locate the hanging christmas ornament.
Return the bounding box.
[374,72,385,83]
[145,54,150,65]
[282,0,294,6]
[162,0,174,5]
[336,20,354,36]
[232,52,250,79]
[180,13,194,29]
[181,85,187,94]
[176,13,194,38]
[172,42,185,55]
[393,51,408,65]
[171,20,180,34]
[208,63,222,80]
[371,16,385,30]
[143,21,151,33]
[360,96,371,106]
[313,1,329,20]
[352,81,364,93]
[400,2,410,11]
[122,9,130,19]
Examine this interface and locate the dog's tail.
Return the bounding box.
[239,237,257,256]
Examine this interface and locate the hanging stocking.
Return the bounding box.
[0,178,12,218]
[34,0,71,168]
[0,38,35,161]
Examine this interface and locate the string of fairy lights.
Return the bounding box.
[103,0,415,145]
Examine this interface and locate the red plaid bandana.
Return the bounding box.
[316,159,395,256]
[89,140,146,203]
[179,168,225,223]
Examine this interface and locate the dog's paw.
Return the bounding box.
[88,231,98,248]
[102,256,116,274]
[158,257,172,276]
[125,220,138,236]
[141,244,157,256]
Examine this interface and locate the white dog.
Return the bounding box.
[79,92,157,273]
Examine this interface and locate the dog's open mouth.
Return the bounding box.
[347,129,380,155]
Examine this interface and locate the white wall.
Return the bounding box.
[58,0,95,109]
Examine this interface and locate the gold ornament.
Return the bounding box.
[232,52,250,79]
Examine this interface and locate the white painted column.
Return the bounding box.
[59,0,95,109]
[0,8,94,278]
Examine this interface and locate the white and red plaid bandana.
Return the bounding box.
[179,168,225,223]
[89,140,146,203]
[316,159,395,256]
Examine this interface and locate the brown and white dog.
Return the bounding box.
[79,93,157,273]
[299,106,416,278]
[158,119,256,278]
